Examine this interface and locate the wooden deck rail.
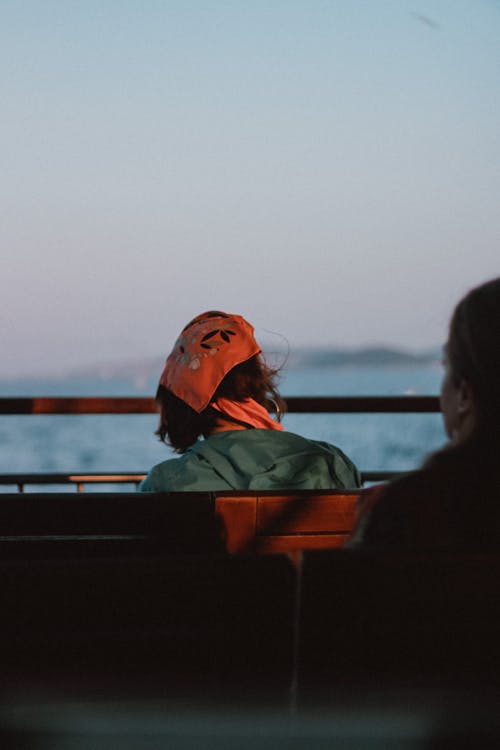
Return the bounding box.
[0,473,148,492]
[0,395,440,414]
[0,470,394,492]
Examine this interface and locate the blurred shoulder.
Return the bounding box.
[346,469,435,548]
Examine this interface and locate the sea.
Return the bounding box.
[0,363,445,491]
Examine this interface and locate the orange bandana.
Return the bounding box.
[211,397,283,431]
[160,311,261,413]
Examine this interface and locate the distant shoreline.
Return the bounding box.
[284,346,440,369]
[0,346,441,384]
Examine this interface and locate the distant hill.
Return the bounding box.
[63,346,440,382]
[285,346,440,369]
[0,346,441,388]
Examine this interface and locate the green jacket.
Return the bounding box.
[140,429,361,492]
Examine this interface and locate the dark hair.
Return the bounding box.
[446,276,500,430]
[422,276,500,476]
[156,354,286,453]
[354,278,500,550]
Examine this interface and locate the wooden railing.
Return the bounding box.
[0,395,440,415]
[0,470,397,492]
[0,474,147,492]
[0,395,440,490]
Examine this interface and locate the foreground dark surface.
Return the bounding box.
[1,490,500,748]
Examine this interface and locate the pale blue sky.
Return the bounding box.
[1,0,499,376]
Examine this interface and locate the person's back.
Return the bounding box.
[348,277,500,550]
[141,428,359,492]
[141,310,360,493]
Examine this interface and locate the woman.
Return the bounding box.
[141,310,361,491]
[348,276,500,549]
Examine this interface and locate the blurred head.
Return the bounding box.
[156,311,285,452]
[440,277,500,442]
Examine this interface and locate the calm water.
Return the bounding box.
[0,364,445,490]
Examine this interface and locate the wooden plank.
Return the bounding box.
[0,553,296,698]
[254,534,348,554]
[0,491,215,536]
[256,494,359,535]
[298,550,500,696]
[0,397,156,415]
[0,395,440,415]
[215,495,257,554]
[0,473,146,486]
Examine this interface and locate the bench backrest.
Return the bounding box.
[0,551,296,702]
[215,490,359,553]
[298,549,500,699]
[2,539,500,703]
[0,490,360,556]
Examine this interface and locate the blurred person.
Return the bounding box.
[348,277,500,548]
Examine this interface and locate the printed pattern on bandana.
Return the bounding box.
[160,311,261,413]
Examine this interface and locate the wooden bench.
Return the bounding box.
[2,536,500,717]
[0,552,296,703]
[297,549,500,701]
[0,489,356,701]
[0,489,360,557]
